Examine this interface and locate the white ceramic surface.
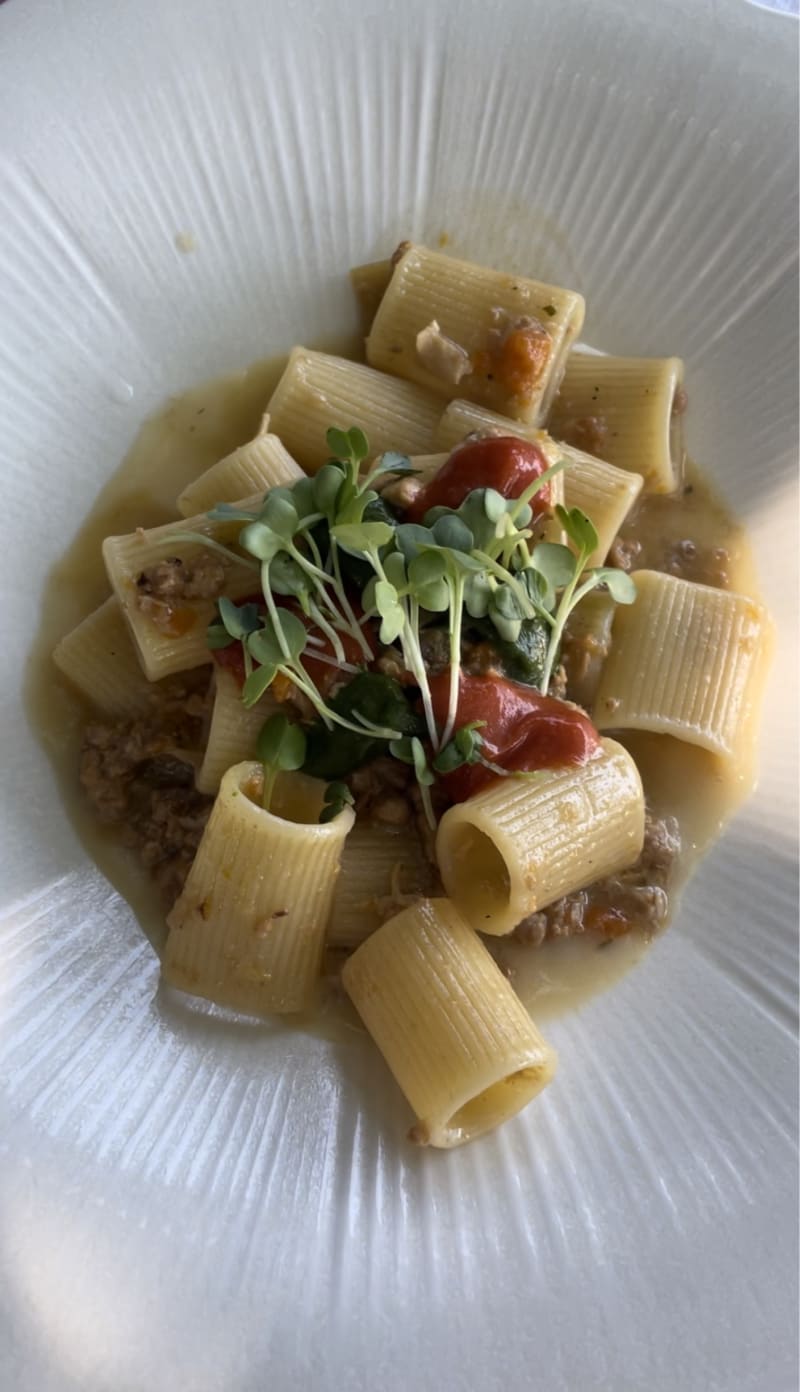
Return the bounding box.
[0,1,797,1389]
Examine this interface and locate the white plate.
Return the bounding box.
[1,1,797,1388]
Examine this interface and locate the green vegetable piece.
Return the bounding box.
[389,735,413,763]
[239,520,284,562]
[556,504,599,557]
[319,781,355,824]
[431,513,474,554]
[248,610,307,667]
[531,542,577,590]
[218,596,261,640]
[469,616,549,687]
[332,521,395,555]
[313,463,345,516]
[464,572,492,619]
[256,711,307,771]
[303,672,422,780]
[433,722,485,773]
[395,522,435,562]
[347,426,369,463]
[520,565,555,614]
[592,568,637,603]
[326,426,352,461]
[383,551,408,590]
[408,552,451,611]
[483,488,508,524]
[256,711,306,812]
[289,474,318,519]
[261,494,299,539]
[242,663,277,707]
[408,551,447,587]
[369,450,419,479]
[374,579,400,616]
[268,553,308,597]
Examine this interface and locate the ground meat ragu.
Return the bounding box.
[346,756,449,868]
[557,414,610,457]
[80,677,213,904]
[136,553,227,602]
[608,535,643,573]
[663,538,730,589]
[513,810,681,947]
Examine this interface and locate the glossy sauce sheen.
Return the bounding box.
[406,435,551,522]
[29,353,766,1026]
[429,670,600,801]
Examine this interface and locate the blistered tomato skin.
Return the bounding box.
[406,436,552,523]
[430,670,601,802]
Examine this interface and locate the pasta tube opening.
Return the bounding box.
[437,822,512,926]
[164,761,353,1015]
[435,739,645,936]
[443,1062,554,1145]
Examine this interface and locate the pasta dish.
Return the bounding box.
[49,244,770,1147]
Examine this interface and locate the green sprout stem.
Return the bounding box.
[506,459,567,526]
[417,778,436,831]
[261,764,279,811]
[441,574,465,748]
[540,545,591,694]
[471,550,551,626]
[366,547,440,749]
[330,539,375,662]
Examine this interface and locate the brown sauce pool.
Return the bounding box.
[27,353,766,1027]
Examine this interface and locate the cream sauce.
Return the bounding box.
[28,359,766,1026]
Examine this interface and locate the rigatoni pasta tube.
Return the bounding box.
[549,353,684,493]
[366,244,584,424]
[53,596,155,716]
[328,823,437,950]
[196,669,278,795]
[435,398,551,454]
[435,739,644,936]
[349,258,393,332]
[342,897,557,1147]
[164,763,354,1015]
[103,501,260,681]
[177,432,303,517]
[266,347,442,472]
[561,591,617,712]
[594,570,769,757]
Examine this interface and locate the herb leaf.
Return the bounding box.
[332,521,395,556]
[256,711,306,780]
[319,781,355,823]
[531,543,577,590]
[591,568,637,603]
[302,672,421,780]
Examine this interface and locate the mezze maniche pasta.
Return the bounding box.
[48,242,771,1149]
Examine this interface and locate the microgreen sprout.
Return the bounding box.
[256,711,307,812]
[536,506,636,693]
[319,781,355,824]
[389,734,437,830]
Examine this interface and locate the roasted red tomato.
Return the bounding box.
[406,436,552,523]
[430,669,600,802]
